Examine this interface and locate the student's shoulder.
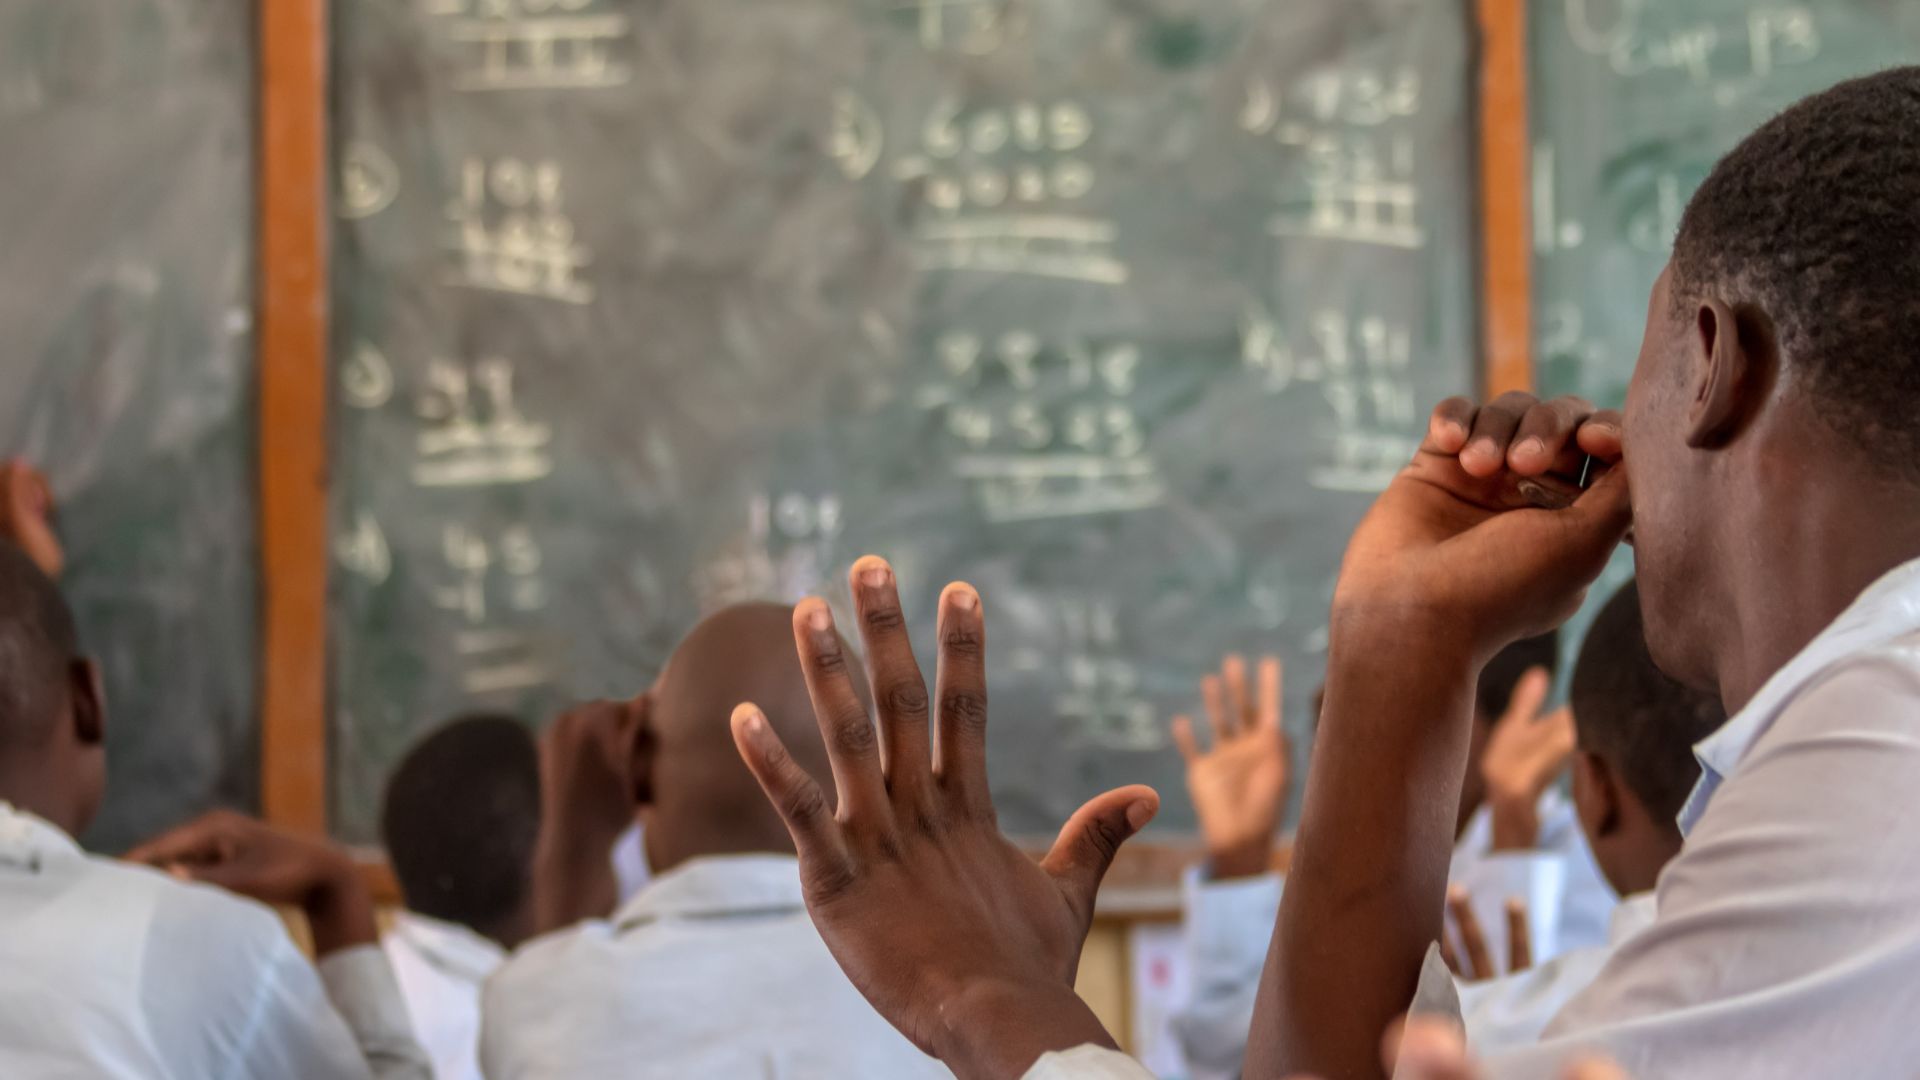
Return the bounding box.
[82,852,293,954]
[484,920,620,1000]
[1777,634,1920,736]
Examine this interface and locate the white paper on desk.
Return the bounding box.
[1129,922,1194,1079]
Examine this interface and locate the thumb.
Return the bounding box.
[1039,785,1158,921]
[1557,462,1632,572]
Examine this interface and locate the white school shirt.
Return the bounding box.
[383,912,504,1080]
[0,803,429,1080]
[1037,556,1920,1080]
[1457,892,1655,1053]
[1171,790,1612,1080]
[480,854,953,1079]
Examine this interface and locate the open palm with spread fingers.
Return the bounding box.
[1172,654,1291,879]
[729,556,1161,1079]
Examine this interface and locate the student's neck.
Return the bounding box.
[1716,460,1920,712]
[647,825,796,879]
[0,770,84,838]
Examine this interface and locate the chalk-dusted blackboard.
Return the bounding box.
[1531,0,1920,408]
[329,0,1479,841]
[0,2,258,851]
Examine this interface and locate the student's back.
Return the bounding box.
[480,603,950,1080]
[0,811,375,1079]
[0,505,423,1080]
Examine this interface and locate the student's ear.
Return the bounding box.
[1685,297,1774,450]
[1571,750,1621,841]
[68,657,105,747]
[628,692,656,808]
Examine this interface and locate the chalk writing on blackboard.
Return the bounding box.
[422,0,632,92]
[341,343,396,409]
[446,156,594,303]
[336,511,393,587]
[413,355,554,488]
[1564,0,1820,89]
[339,141,400,220]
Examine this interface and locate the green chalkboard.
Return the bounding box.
[328,0,1480,842]
[1531,0,1920,409]
[0,2,259,851]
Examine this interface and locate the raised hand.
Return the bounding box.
[1172,654,1291,879]
[1334,393,1631,659]
[1439,887,1533,982]
[128,810,375,957]
[1479,668,1576,851]
[1253,394,1631,1079]
[0,459,62,579]
[533,697,646,932]
[729,556,1160,1079]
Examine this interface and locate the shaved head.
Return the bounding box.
[641,602,865,874]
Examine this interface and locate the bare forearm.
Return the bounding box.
[531,819,622,934]
[307,860,380,958]
[1244,608,1479,1079]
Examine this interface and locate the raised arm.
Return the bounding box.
[1244,394,1630,1078]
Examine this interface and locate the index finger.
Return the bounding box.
[792,598,891,827]
[1506,898,1534,972]
[1448,886,1494,980]
[126,812,239,869]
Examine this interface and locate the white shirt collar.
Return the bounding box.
[612,853,805,931]
[390,910,505,984]
[1679,555,1920,835]
[0,801,82,873]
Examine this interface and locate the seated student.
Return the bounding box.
[479,602,951,1079]
[1171,642,1611,1079]
[1449,579,1725,1051]
[380,715,542,1080]
[0,508,426,1076]
[728,70,1920,1080]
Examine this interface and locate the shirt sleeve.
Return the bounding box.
[1169,869,1283,1080]
[1022,1045,1160,1080]
[318,946,435,1080]
[1484,651,1920,1078]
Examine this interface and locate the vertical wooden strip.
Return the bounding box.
[1479,0,1533,396]
[259,0,331,833]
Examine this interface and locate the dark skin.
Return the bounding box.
[531,603,844,934]
[130,811,380,958]
[731,557,1159,1079]
[0,467,107,840]
[1248,265,1920,1077]
[1571,749,1680,899]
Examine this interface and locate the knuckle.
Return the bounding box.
[939,690,989,735]
[882,680,930,718]
[803,858,859,903]
[829,711,879,757]
[1082,812,1126,862]
[809,643,850,677]
[861,604,907,634]
[779,779,829,825]
[940,620,985,658]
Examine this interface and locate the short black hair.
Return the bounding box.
[1475,631,1561,722]
[1571,581,1726,825]
[0,540,79,753]
[1672,67,1920,479]
[380,714,540,936]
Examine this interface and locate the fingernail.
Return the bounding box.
[1447,885,1467,904]
[1126,799,1156,830]
[855,556,891,589]
[948,584,978,611]
[804,601,832,632]
[1517,436,1545,458]
[732,703,766,735]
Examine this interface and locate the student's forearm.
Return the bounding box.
[1244,606,1479,1079]
[531,821,622,933]
[307,858,381,958]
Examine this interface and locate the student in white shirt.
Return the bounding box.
[480,602,951,1079]
[379,715,542,1080]
[1170,641,1613,1080]
[727,76,1920,1072]
[1448,579,1723,1052]
[0,482,427,1080]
